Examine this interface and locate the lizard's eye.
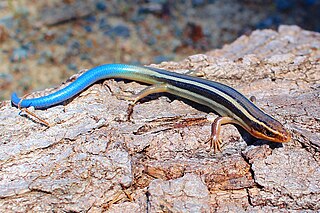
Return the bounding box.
[263,128,275,138]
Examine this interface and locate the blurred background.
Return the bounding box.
[0,0,319,100]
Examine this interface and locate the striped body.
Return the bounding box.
[11,64,291,144]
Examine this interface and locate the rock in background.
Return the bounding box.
[1,0,319,101]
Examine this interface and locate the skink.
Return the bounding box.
[11,64,291,151]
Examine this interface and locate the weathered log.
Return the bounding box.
[0,25,319,212]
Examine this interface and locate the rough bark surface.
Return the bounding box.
[0,25,319,212]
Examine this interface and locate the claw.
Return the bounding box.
[206,116,238,153]
[205,135,222,154]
